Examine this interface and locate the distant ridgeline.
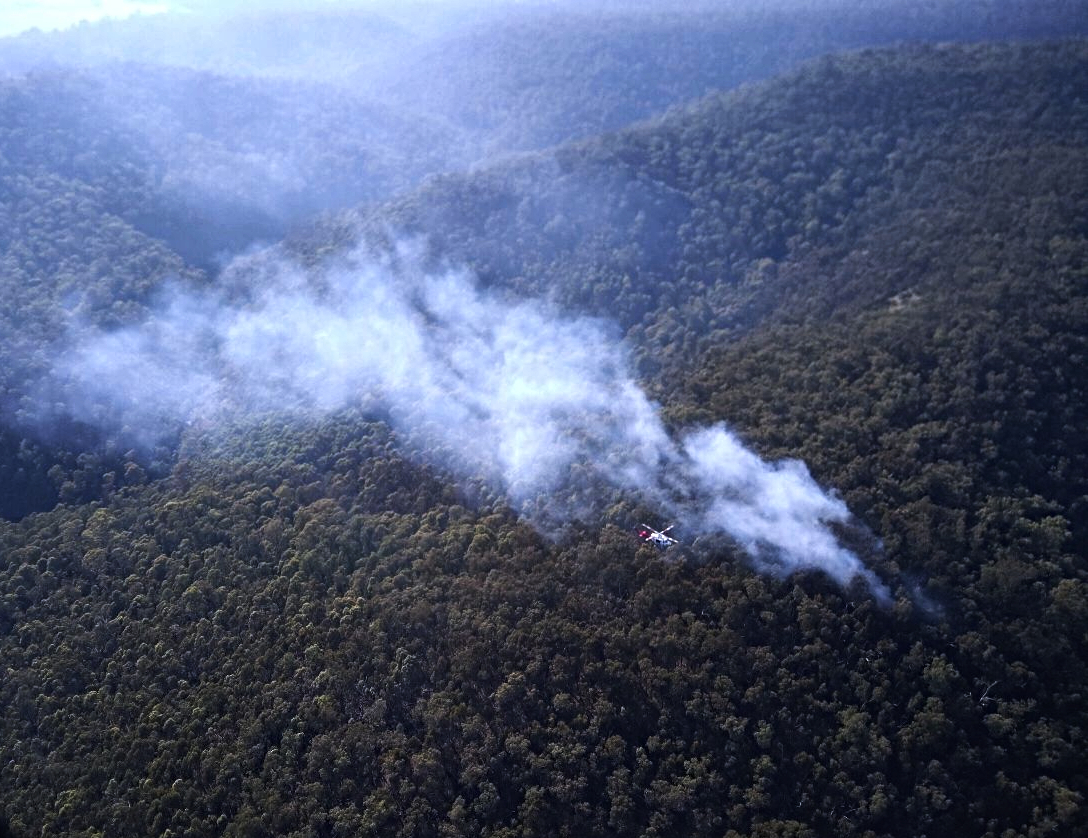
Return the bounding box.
[1,35,1087,838]
[0,0,1082,524]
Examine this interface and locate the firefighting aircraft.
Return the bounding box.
[637,523,678,548]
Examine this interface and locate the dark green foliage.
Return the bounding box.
[1,29,1087,838]
[350,40,1088,387]
[0,72,209,518]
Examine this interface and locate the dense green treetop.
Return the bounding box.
[347,40,1088,371]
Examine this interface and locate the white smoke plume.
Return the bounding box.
[51,241,888,599]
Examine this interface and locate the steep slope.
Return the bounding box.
[2,1,1082,524]
[345,41,1088,371]
[0,71,211,517]
[373,0,1088,154]
[87,63,458,235]
[1,39,1086,838]
[0,64,458,266]
[4,0,1087,156]
[0,1,1084,275]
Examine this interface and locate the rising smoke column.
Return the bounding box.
[52,241,889,599]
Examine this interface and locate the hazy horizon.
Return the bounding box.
[0,0,874,41]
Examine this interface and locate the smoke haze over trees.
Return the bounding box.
[1,0,1084,264]
[1,2,1087,837]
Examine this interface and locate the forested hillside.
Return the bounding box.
[350,41,1088,383]
[371,0,1088,155]
[2,0,1086,263]
[6,0,1086,523]
[1,21,1087,838]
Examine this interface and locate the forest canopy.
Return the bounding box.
[1,5,1087,838]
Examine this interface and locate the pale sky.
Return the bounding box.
[0,0,443,38]
[0,0,178,38]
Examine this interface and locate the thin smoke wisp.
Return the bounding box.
[50,242,889,599]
